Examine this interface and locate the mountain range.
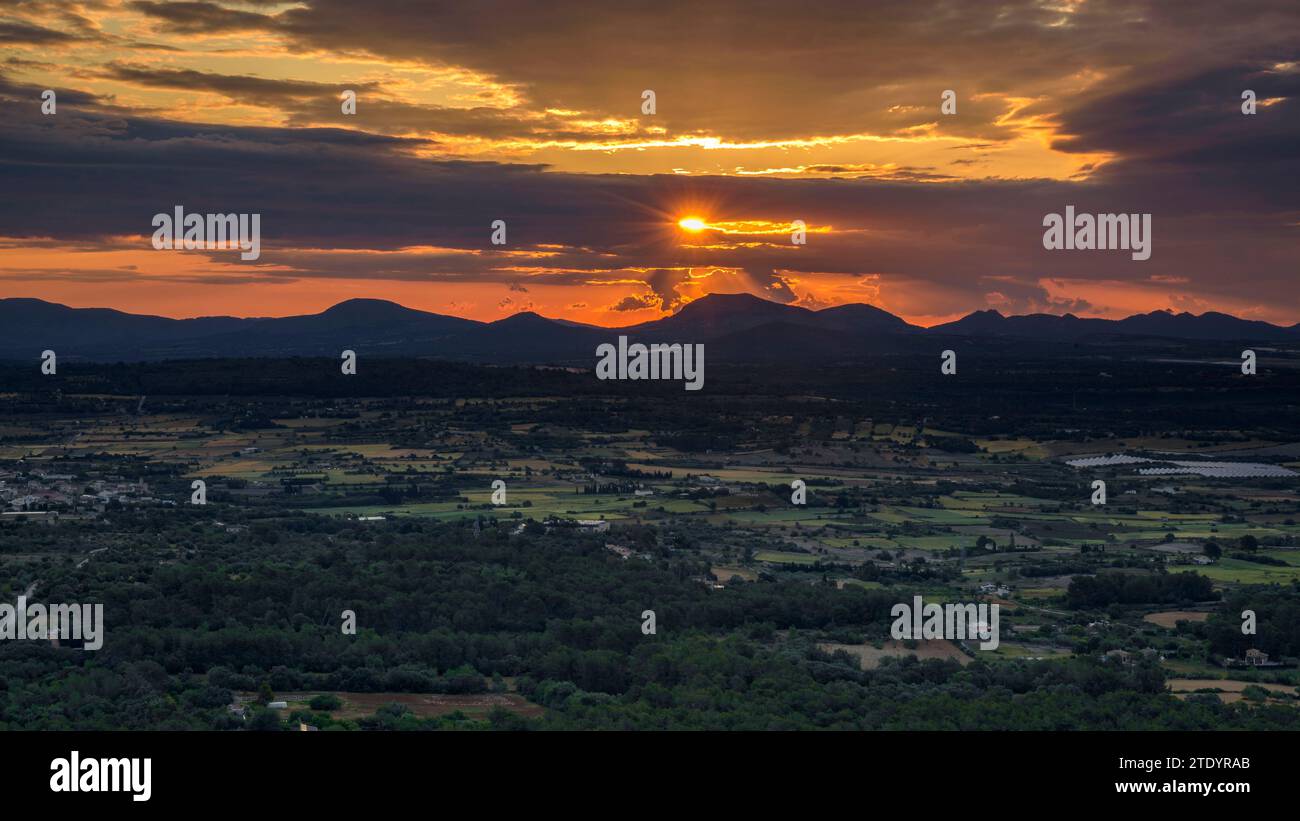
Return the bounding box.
[2,293,1297,364]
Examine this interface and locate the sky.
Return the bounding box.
[0,0,1296,327]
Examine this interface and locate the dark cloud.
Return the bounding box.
[0,73,110,109]
[641,269,689,312]
[0,266,298,286]
[976,278,1097,316]
[125,1,277,34]
[1053,60,1300,179]
[4,56,59,70]
[786,164,957,182]
[100,62,380,103]
[252,0,1300,145]
[0,20,84,44]
[2,2,1299,322]
[1,87,1296,316]
[280,94,661,143]
[610,294,658,312]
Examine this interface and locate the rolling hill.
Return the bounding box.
[2,293,1295,364]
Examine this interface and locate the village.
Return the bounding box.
[0,467,170,519]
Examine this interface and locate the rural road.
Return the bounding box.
[76,547,108,569]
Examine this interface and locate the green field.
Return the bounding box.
[754,550,820,565]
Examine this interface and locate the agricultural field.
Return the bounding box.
[4,355,1300,732]
[246,691,545,722]
[818,640,972,670]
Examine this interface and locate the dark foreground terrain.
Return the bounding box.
[2,345,1299,730]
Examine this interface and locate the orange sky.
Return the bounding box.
[1,1,1296,326]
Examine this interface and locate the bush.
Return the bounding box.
[247,709,282,731]
[309,693,343,711]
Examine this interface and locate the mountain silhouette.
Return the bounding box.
[930,307,1296,342]
[2,293,1295,363]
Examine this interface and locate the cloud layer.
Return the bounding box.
[0,0,1296,325]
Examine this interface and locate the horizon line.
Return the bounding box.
[2,293,1295,330]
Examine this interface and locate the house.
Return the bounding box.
[1102,649,1133,665]
[298,721,319,732]
[1223,649,1283,668]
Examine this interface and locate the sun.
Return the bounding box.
[678,216,707,232]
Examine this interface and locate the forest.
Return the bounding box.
[2,510,1297,731]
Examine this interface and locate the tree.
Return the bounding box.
[255,680,274,706]
[309,693,342,711]
[1203,541,1221,561]
[1239,534,1259,552]
[1241,685,1269,703]
[248,709,282,731]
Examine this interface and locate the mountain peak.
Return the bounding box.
[676,291,788,313]
[320,298,419,318]
[493,310,553,325]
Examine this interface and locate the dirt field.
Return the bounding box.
[1168,679,1296,695]
[1143,610,1213,628]
[712,565,758,582]
[1175,692,1250,704]
[245,691,545,720]
[818,639,971,670]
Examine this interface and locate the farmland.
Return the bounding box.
[3,354,1300,730]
